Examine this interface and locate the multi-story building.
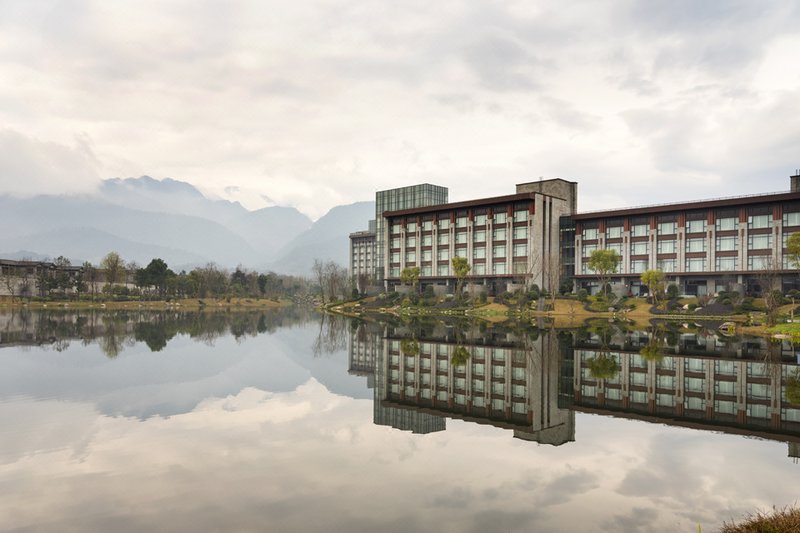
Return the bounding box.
[571,173,800,295]
[382,179,577,294]
[375,184,449,283]
[0,259,83,298]
[349,220,376,294]
[350,184,448,291]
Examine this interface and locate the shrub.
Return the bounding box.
[479,292,487,304]
[423,285,435,298]
[577,289,588,302]
[666,284,679,299]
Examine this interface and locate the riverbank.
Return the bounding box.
[0,297,290,311]
[325,295,800,339]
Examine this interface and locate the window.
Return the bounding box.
[391,237,400,249]
[422,220,432,231]
[582,228,599,240]
[455,232,467,244]
[631,224,649,237]
[716,381,735,396]
[631,242,649,255]
[513,226,528,239]
[454,248,467,259]
[456,216,467,228]
[390,267,400,277]
[473,230,486,243]
[473,247,486,259]
[685,220,706,233]
[407,222,417,232]
[422,235,432,246]
[658,222,677,235]
[606,226,622,238]
[658,240,676,254]
[493,245,506,258]
[406,251,416,263]
[473,263,486,275]
[493,228,507,241]
[437,264,448,276]
[657,259,676,272]
[748,256,772,270]
[438,233,449,245]
[716,236,737,251]
[391,252,400,263]
[422,250,432,261]
[494,212,507,224]
[716,257,737,271]
[513,210,527,222]
[784,212,800,227]
[474,214,487,226]
[438,219,450,230]
[513,244,527,256]
[391,223,401,234]
[493,262,506,274]
[686,238,706,253]
[631,259,648,273]
[748,234,772,249]
[437,249,450,261]
[686,258,706,272]
[406,236,416,247]
[583,243,598,256]
[606,242,623,255]
[421,265,432,276]
[716,217,738,231]
[748,214,771,229]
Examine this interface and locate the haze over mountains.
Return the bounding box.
[0,176,374,275]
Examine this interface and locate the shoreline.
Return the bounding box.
[0,297,291,311]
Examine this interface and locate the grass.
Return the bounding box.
[718,506,800,532]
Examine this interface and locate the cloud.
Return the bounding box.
[0,130,100,195]
[0,1,799,218]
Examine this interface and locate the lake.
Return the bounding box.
[0,308,798,532]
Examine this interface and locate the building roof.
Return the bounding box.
[383,192,538,218]
[571,190,800,220]
[349,230,376,239]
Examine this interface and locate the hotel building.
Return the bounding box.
[381,179,577,294]
[572,173,800,296]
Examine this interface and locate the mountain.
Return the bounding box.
[269,201,375,275]
[0,195,257,267]
[0,176,369,274]
[98,176,312,253]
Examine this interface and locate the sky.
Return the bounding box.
[1,1,799,219]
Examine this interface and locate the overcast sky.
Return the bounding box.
[1,1,799,219]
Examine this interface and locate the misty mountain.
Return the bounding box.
[269,201,375,275]
[0,176,375,275]
[98,176,312,252]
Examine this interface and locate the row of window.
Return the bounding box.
[389,261,526,277]
[581,256,786,274]
[581,213,800,240]
[393,244,530,264]
[582,234,777,257]
[390,227,529,248]
[390,210,529,235]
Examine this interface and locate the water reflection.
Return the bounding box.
[0,307,315,356]
[349,318,800,458]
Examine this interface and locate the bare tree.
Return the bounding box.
[312,259,326,304]
[756,255,783,326]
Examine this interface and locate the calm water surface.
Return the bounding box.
[0,309,798,532]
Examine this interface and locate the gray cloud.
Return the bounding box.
[0,1,798,218]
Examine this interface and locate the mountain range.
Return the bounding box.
[0,176,375,275]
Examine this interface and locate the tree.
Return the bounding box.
[145,258,169,297]
[82,261,100,300]
[586,249,620,298]
[400,266,420,294]
[451,346,470,367]
[312,259,326,304]
[787,233,800,269]
[101,251,124,288]
[451,257,471,300]
[640,269,665,306]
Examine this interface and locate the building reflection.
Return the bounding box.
[348,320,575,444]
[349,320,800,459]
[565,324,800,459]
